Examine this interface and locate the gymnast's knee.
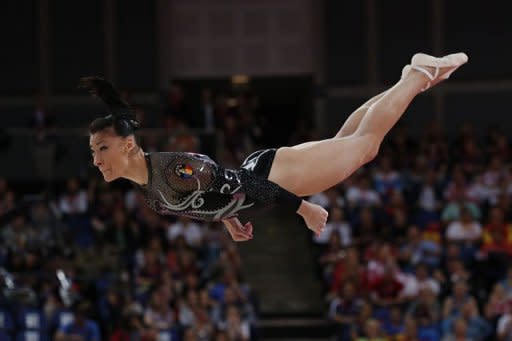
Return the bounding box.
[361,136,381,163]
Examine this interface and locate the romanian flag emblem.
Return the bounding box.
[176,164,194,179]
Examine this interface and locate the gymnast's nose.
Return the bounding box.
[93,154,103,167]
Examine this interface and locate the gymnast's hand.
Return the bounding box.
[297,200,328,235]
[222,217,254,242]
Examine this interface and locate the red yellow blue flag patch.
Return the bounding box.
[176,164,194,179]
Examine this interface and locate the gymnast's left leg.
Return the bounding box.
[268,52,468,197]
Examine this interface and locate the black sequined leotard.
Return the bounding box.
[138,151,302,222]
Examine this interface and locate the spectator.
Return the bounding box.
[481,207,512,257]
[143,290,175,331]
[442,281,477,321]
[329,280,364,341]
[407,287,441,330]
[441,188,481,224]
[484,283,510,324]
[55,302,101,341]
[355,318,385,341]
[59,178,88,216]
[497,302,512,341]
[415,264,441,295]
[213,304,248,340]
[498,266,512,297]
[349,301,376,340]
[211,286,256,326]
[178,289,200,328]
[445,207,482,263]
[346,175,382,209]
[319,232,345,282]
[369,265,405,308]
[399,225,442,271]
[314,206,352,247]
[166,216,205,249]
[308,187,345,210]
[382,306,405,337]
[442,300,491,341]
[352,207,381,247]
[329,247,365,298]
[414,169,443,228]
[373,155,404,198]
[441,318,471,341]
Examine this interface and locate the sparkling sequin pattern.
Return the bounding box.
[139,152,284,222]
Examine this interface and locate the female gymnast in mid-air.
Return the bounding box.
[83,52,467,242]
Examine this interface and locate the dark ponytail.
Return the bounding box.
[79,76,140,136]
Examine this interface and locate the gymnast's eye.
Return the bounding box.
[91,145,108,155]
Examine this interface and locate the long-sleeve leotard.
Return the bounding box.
[138,152,302,222]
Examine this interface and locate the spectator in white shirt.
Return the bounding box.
[415,263,441,295]
[446,207,482,262]
[59,178,88,215]
[309,187,345,210]
[313,207,352,246]
[346,176,381,209]
[167,217,205,248]
[497,305,512,341]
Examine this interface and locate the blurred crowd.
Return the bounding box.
[2,80,512,341]
[0,176,259,341]
[311,121,512,340]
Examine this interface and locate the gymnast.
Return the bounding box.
[84,52,468,242]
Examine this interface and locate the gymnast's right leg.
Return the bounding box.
[334,91,387,138]
[268,52,468,196]
[291,91,388,151]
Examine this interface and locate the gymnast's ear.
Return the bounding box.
[124,134,137,153]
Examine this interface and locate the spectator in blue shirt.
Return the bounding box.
[55,302,100,341]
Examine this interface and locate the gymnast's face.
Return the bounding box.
[89,128,134,182]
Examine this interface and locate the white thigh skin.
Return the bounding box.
[268,134,379,197]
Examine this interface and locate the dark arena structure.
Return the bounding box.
[1,1,512,340]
